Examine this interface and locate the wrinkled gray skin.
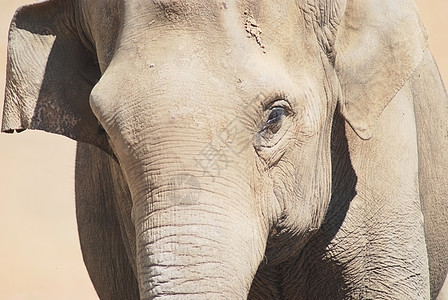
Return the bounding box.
[3,0,448,299]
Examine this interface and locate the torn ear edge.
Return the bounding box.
[1,1,114,156]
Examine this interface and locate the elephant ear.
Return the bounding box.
[313,0,428,139]
[1,1,112,154]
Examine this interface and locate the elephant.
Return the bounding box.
[2,0,448,299]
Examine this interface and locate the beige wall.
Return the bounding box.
[0,1,446,299]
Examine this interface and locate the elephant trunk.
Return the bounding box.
[99,97,271,297]
[131,174,267,299]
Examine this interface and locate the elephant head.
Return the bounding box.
[2,0,427,298]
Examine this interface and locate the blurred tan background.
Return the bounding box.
[0,1,447,299]
[0,1,97,299]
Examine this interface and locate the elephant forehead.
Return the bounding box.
[124,0,287,31]
[154,0,223,20]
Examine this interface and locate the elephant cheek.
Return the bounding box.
[271,136,332,244]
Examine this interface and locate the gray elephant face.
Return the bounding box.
[86,0,335,246]
[3,0,428,297]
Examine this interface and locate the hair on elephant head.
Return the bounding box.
[4,0,448,299]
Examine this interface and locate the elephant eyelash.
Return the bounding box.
[262,91,292,109]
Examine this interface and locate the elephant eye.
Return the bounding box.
[262,104,290,135]
[267,107,287,125]
[254,98,294,162]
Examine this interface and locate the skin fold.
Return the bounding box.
[2,0,448,299]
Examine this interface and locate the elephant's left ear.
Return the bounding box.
[330,0,428,139]
[2,1,112,154]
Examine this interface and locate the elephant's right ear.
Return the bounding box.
[2,1,113,155]
[310,0,428,139]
